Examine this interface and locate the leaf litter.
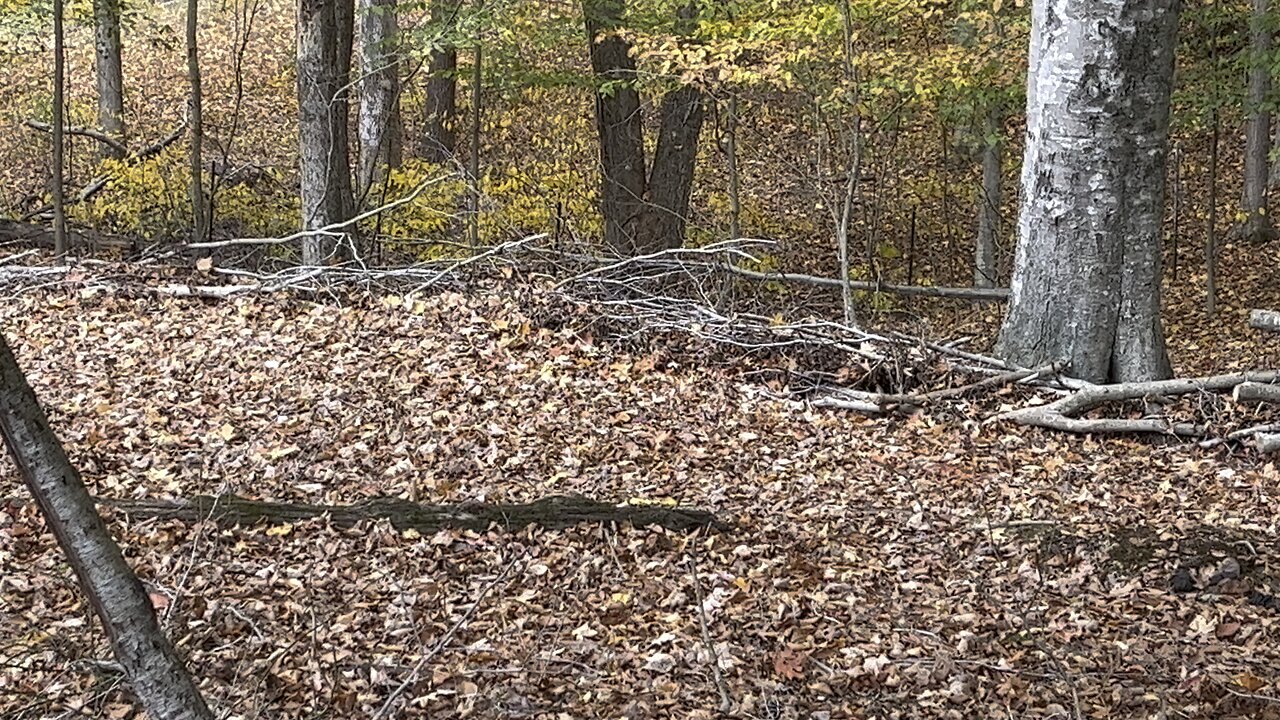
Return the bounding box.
[0,276,1278,719]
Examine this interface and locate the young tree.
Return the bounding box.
[584,0,706,255]
[1242,0,1274,243]
[0,335,214,720]
[52,0,67,262]
[93,0,126,157]
[188,0,207,244]
[424,0,458,164]
[297,0,356,263]
[973,107,1002,289]
[357,0,403,198]
[996,0,1178,383]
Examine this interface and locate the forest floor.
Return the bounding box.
[1,260,1279,720]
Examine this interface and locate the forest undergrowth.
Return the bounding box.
[1,257,1279,720]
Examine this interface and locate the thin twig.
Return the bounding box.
[687,556,733,714]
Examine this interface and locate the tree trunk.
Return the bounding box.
[187,0,207,244]
[423,0,458,164]
[641,83,706,251]
[467,40,482,249]
[996,0,1177,384]
[0,335,214,720]
[357,0,402,197]
[297,0,355,264]
[1243,0,1275,243]
[52,0,67,263]
[585,0,648,255]
[973,109,1002,289]
[92,0,125,157]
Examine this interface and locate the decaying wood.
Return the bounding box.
[24,119,130,157]
[1000,371,1280,443]
[1234,381,1280,404]
[0,220,135,253]
[1250,309,1280,332]
[1257,433,1280,453]
[103,493,731,533]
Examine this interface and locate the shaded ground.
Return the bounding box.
[1,276,1279,720]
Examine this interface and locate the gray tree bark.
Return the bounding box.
[1243,0,1275,243]
[996,0,1178,384]
[187,0,207,244]
[93,0,125,157]
[53,0,67,262]
[0,335,214,720]
[297,0,355,264]
[357,0,402,197]
[973,109,1002,288]
[423,0,458,164]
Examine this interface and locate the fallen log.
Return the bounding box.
[1234,381,1280,404]
[814,362,1063,415]
[1250,309,1280,333]
[1258,434,1280,453]
[0,219,135,253]
[101,493,731,533]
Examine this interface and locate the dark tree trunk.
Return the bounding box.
[423,0,458,164]
[585,0,705,255]
[297,0,355,263]
[642,82,706,251]
[92,0,125,157]
[585,0,648,255]
[996,0,1178,383]
[0,335,214,720]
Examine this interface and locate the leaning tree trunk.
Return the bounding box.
[1243,0,1274,243]
[585,0,648,255]
[423,0,458,164]
[996,0,1177,383]
[297,0,355,264]
[973,109,1002,288]
[0,335,214,720]
[357,0,402,197]
[641,82,706,252]
[92,0,125,158]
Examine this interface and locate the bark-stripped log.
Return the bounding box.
[1250,309,1280,332]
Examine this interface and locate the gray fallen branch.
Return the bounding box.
[999,371,1280,443]
[1250,309,1280,333]
[1234,381,1280,404]
[724,264,1010,302]
[813,362,1063,415]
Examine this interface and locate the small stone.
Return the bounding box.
[1170,567,1197,594]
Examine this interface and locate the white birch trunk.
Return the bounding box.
[997,0,1178,383]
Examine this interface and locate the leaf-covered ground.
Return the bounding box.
[2,278,1279,720]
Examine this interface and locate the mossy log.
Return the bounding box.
[101,493,731,533]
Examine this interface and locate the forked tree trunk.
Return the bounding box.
[93,0,125,157]
[357,0,402,197]
[585,0,706,255]
[973,109,1002,288]
[0,335,214,720]
[1243,0,1274,243]
[297,0,355,264]
[423,0,458,164]
[996,0,1177,383]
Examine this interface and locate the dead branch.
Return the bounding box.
[21,122,187,222]
[812,363,1064,415]
[999,371,1280,441]
[101,493,731,533]
[24,119,129,157]
[1234,381,1280,404]
[687,557,733,714]
[724,264,1011,302]
[1250,309,1280,333]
